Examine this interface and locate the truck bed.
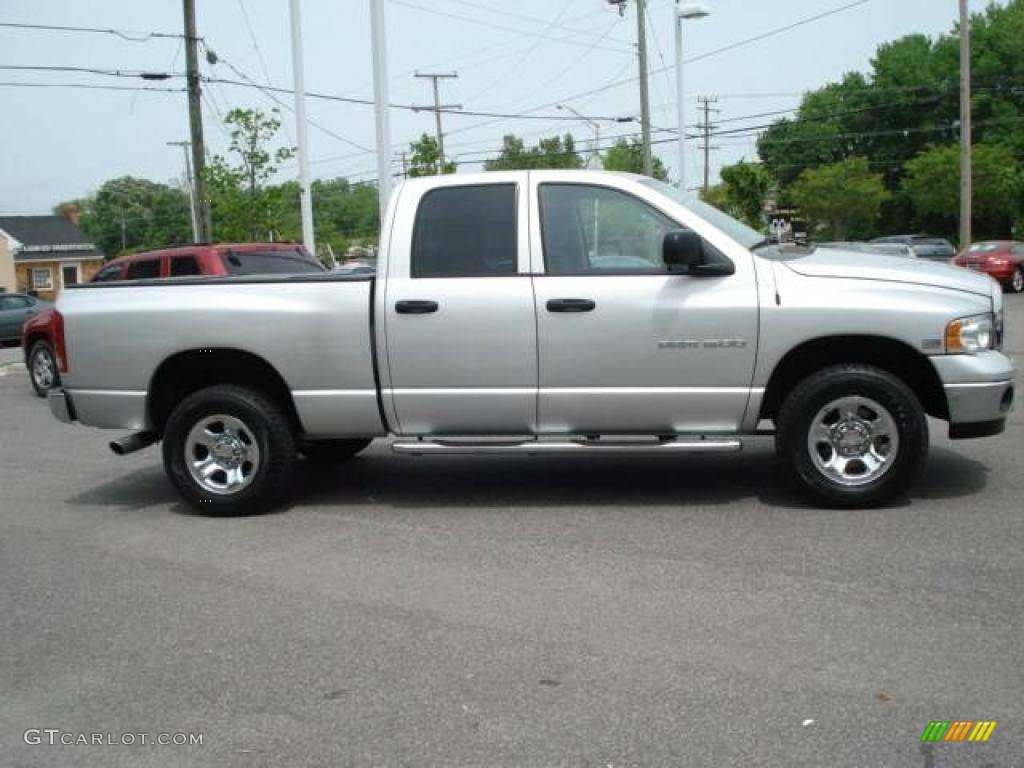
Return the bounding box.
[57,274,384,437]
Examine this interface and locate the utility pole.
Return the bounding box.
[369,0,392,217]
[696,95,720,192]
[958,0,972,249]
[288,0,315,256]
[399,152,408,179]
[635,0,653,176]
[182,0,212,242]
[414,72,460,174]
[168,140,199,242]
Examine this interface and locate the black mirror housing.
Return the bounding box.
[663,230,704,270]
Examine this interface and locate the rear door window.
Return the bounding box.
[220,250,325,275]
[125,259,161,280]
[170,255,201,276]
[411,184,517,277]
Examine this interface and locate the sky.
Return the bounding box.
[0,0,998,214]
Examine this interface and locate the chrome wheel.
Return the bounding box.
[185,414,261,495]
[32,348,56,390]
[807,396,900,487]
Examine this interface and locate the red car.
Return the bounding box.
[22,243,323,396]
[952,240,1024,294]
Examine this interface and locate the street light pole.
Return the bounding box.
[958,0,972,249]
[369,0,392,217]
[675,2,710,192]
[288,0,315,256]
[168,140,198,242]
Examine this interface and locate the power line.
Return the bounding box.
[0,64,181,79]
[0,80,183,93]
[0,21,186,42]
[388,0,633,55]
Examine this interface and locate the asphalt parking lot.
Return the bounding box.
[2,297,1022,768]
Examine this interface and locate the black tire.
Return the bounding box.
[1010,267,1024,294]
[162,384,297,516]
[300,438,372,462]
[775,364,928,508]
[28,339,60,398]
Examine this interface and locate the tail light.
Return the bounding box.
[53,309,68,373]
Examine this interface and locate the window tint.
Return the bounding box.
[220,250,325,275]
[411,184,517,278]
[1,296,30,309]
[125,259,161,280]
[170,255,201,276]
[539,184,679,274]
[93,265,123,282]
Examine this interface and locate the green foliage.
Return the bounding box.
[408,133,456,177]
[757,0,1024,239]
[57,176,192,258]
[206,107,297,241]
[312,178,381,256]
[903,143,1023,240]
[484,134,583,171]
[718,161,770,228]
[789,157,891,240]
[601,138,668,180]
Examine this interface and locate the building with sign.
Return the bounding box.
[0,206,104,300]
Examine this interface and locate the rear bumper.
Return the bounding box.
[931,351,1015,439]
[48,387,75,424]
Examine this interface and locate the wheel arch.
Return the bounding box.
[148,348,303,436]
[760,335,948,422]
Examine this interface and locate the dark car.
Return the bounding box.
[870,235,955,261]
[952,240,1024,293]
[0,293,50,346]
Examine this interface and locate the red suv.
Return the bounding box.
[22,243,323,396]
[952,241,1024,294]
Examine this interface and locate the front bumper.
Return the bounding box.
[48,387,75,424]
[931,351,1015,439]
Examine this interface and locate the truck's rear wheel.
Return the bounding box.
[29,339,59,397]
[776,364,927,508]
[162,384,296,515]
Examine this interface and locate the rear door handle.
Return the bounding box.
[395,300,439,314]
[546,298,596,313]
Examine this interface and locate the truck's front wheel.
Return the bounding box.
[162,384,297,515]
[776,364,927,508]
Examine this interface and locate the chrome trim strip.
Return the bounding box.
[70,389,147,397]
[291,389,378,397]
[393,438,743,455]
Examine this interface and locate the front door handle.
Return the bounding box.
[395,300,439,315]
[546,298,596,313]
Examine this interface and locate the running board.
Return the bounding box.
[391,437,743,456]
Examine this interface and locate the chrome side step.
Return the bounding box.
[392,437,742,456]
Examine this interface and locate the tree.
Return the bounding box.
[484,133,583,171]
[58,176,192,257]
[312,177,381,256]
[206,107,296,240]
[408,134,455,176]
[789,157,890,240]
[718,161,770,228]
[903,142,1022,240]
[601,138,668,180]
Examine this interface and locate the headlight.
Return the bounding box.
[945,313,995,354]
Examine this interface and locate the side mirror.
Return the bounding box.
[662,229,704,270]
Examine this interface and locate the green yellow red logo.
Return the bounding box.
[920,720,997,742]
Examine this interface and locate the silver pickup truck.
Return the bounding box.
[47,171,1014,514]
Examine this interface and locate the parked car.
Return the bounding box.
[871,235,955,261]
[952,241,1024,293]
[333,259,377,275]
[22,243,323,396]
[817,241,916,258]
[46,171,1013,515]
[0,293,50,346]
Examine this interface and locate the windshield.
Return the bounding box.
[640,178,765,249]
[969,243,999,252]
